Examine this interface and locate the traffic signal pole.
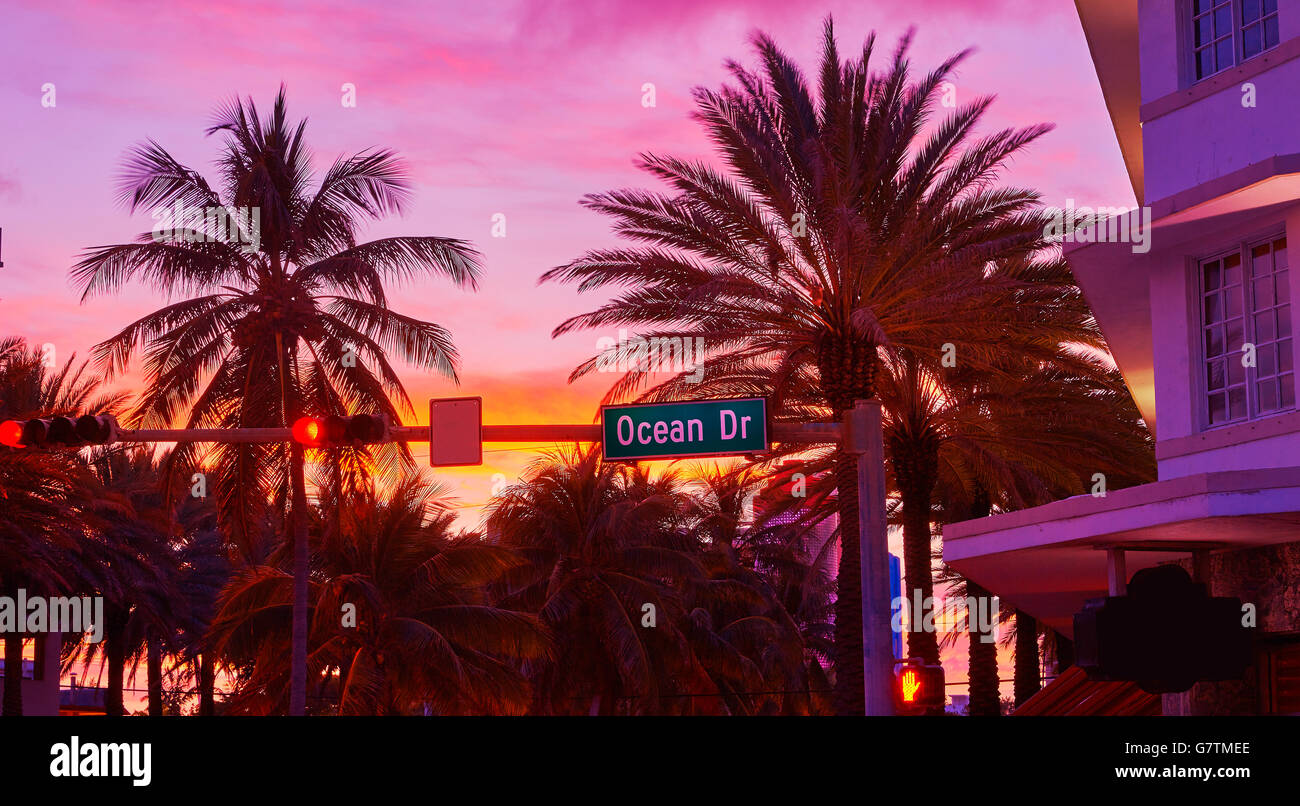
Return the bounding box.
[845,400,896,717]
[50,415,895,716]
[112,422,847,445]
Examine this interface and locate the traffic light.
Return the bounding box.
[893,658,945,714]
[291,414,389,448]
[1074,564,1252,693]
[0,414,118,449]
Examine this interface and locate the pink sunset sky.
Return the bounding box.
[0,0,1133,495]
[0,0,1132,703]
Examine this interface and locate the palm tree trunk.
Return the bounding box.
[1013,610,1041,706]
[199,652,216,715]
[963,488,997,716]
[2,629,23,716]
[289,441,310,715]
[105,620,126,717]
[147,636,163,716]
[966,580,1000,716]
[276,331,309,717]
[831,449,866,717]
[899,478,939,666]
[337,655,352,711]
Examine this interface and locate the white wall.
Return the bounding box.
[1148,204,1300,478]
[1139,0,1300,200]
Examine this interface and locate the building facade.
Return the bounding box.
[0,634,64,716]
[944,0,1300,714]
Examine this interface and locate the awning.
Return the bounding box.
[1013,666,1159,716]
[943,468,1300,635]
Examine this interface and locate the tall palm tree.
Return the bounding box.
[71,87,483,714]
[542,20,1081,713]
[880,340,1156,661]
[0,338,125,715]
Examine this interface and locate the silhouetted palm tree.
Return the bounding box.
[683,464,830,714]
[209,471,546,714]
[0,338,125,715]
[882,341,1156,662]
[486,447,710,714]
[71,87,482,713]
[542,20,1080,713]
[73,447,182,716]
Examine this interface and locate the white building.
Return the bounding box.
[944,0,1300,715]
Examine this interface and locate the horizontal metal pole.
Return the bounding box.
[774,422,843,443]
[118,422,842,445]
[119,428,291,444]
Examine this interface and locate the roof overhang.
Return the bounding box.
[1075,0,1143,203]
[943,468,1300,636]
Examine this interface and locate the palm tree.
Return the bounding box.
[71,87,482,714]
[486,446,712,714]
[487,447,822,714]
[69,447,194,717]
[0,338,125,715]
[880,339,1156,657]
[169,494,229,715]
[542,20,1083,713]
[209,471,546,714]
[1012,610,1040,706]
[927,358,1154,715]
[683,464,830,714]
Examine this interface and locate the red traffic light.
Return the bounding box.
[893,659,945,714]
[293,417,325,447]
[0,415,117,449]
[293,414,389,448]
[0,420,25,448]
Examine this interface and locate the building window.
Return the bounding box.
[1241,0,1281,60]
[1192,0,1280,81]
[1193,0,1236,79]
[1202,237,1292,426]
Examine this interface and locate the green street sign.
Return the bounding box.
[601,397,768,461]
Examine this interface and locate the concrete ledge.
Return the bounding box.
[944,467,1300,549]
[1140,38,1300,124]
[1156,410,1300,460]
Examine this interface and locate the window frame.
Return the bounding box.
[1197,231,1293,430]
[1186,0,1282,84]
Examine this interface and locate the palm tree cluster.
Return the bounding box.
[542,18,1155,714]
[0,338,224,715]
[486,449,832,714]
[1,19,1156,717]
